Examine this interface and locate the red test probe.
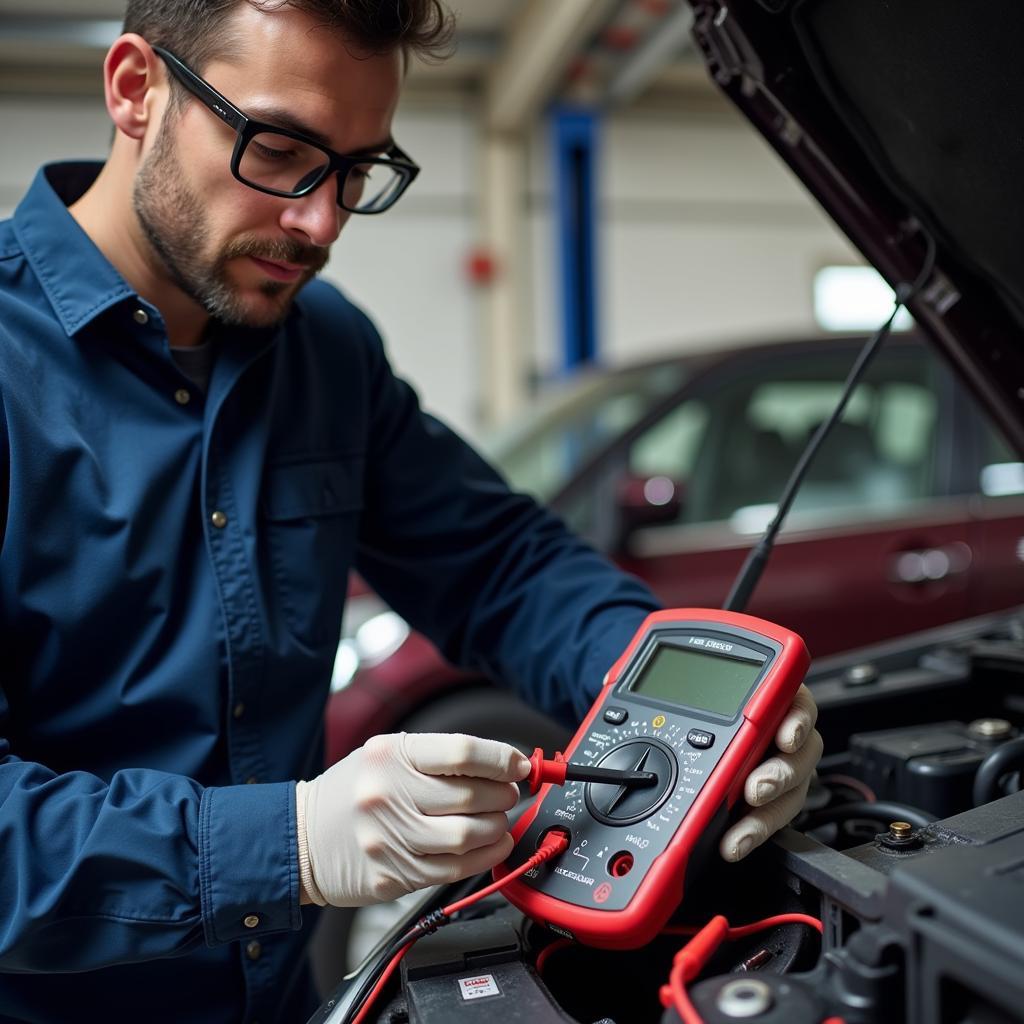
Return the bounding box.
[525,746,658,794]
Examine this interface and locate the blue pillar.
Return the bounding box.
[552,106,599,373]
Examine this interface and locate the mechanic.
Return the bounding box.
[0,1,823,1021]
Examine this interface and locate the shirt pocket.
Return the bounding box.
[261,456,364,649]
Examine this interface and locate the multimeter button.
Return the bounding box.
[603,707,628,725]
[686,729,715,749]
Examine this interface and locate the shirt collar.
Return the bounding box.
[12,162,137,337]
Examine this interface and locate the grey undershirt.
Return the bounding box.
[169,341,215,394]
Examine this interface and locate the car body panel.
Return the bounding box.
[622,502,974,656]
[330,334,1021,760]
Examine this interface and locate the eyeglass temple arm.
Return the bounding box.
[152,46,247,134]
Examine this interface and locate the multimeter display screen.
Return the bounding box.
[630,644,765,717]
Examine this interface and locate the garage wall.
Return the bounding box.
[0,97,111,208]
[527,108,859,384]
[0,95,860,441]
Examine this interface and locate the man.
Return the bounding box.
[0,1,822,1021]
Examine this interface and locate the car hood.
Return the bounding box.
[686,0,1024,452]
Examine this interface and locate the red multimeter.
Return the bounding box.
[493,608,809,949]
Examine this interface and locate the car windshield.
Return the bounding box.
[480,362,689,502]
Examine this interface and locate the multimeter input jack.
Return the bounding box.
[608,851,634,877]
[537,826,572,851]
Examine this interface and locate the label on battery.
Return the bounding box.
[457,974,501,1000]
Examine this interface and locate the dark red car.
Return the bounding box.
[325,331,1024,764]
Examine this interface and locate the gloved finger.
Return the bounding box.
[719,776,811,863]
[774,684,818,754]
[413,777,521,816]
[403,733,531,782]
[414,833,516,887]
[405,812,511,856]
[744,729,823,806]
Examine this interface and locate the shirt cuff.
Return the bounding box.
[198,781,301,946]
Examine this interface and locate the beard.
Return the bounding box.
[132,116,329,328]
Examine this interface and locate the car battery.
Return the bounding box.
[849,720,1017,819]
[399,916,576,1024]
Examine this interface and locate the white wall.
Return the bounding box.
[0,97,111,212]
[527,107,859,384]
[324,104,485,439]
[0,93,863,442]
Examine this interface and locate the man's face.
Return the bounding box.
[133,6,404,328]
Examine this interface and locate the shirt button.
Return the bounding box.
[132,308,149,325]
[174,388,191,406]
[211,510,228,529]
[246,940,262,961]
[243,914,260,929]
[246,776,258,785]
[233,702,246,719]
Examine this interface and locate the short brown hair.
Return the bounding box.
[123,0,455,72]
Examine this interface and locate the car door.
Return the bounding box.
[964,411,1024,617]
[590,338,974,657]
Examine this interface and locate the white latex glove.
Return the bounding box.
[296,732,530,907]
[719,684,823,862]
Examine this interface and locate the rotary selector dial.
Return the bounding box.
[584,738,678,826]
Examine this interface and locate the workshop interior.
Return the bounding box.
[2,0,1024,1023]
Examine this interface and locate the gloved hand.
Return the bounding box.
[719,684,823,862]
[296,732,530,907]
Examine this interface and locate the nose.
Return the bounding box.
[277,172,350,248]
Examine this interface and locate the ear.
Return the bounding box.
[104,33,165,142]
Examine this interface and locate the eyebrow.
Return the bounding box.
[244,104,394,156]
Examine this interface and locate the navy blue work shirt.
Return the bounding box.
[0,164,659,1023]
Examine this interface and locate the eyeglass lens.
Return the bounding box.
[240,132,406,212]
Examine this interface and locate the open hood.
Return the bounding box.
[686,0,1024,453]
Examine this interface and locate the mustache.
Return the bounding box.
[224,237,330,273]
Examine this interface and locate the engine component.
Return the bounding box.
[849,720,1017,818]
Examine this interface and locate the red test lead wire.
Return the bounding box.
[659,913,825,1024]
[348,828,571,1024]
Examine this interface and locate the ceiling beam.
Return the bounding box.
[602,2,695,107]
[484,0,620,133]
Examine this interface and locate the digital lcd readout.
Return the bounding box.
[629,644,765,717]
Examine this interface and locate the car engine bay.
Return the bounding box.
[308,607,1024,1024]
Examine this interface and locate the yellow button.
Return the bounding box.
[132,308,149,325]
[233,702,246,719]
[211,511,227,529]
[246,940,262,961]
[174,389,191,406]
[243,914,260,929]
[652,714,666,729]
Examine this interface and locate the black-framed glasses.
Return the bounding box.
[152,45,419,214]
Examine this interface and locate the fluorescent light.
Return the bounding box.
[980,462,1024,497]
[814,266,914,332]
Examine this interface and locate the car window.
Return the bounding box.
[624,343,941,529]
[630,401,709,480]
[489,362,688,502]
